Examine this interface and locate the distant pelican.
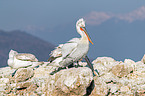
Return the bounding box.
[48,18,99,76]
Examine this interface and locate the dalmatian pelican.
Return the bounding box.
[48,18,99,76]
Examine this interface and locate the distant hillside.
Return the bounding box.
[0,30,55,67]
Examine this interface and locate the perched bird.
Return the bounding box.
[48,18,99,75]
[8,50,42,69]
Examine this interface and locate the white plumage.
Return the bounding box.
[8,50,41,69]
[48,18,93,67]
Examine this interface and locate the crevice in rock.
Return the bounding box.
[12,69,17,77]
[106,80,116,84]
[16,87,27,90]
[106,88,111,96]
[85,80,95,96]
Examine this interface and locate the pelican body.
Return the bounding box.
[49,18,93,67]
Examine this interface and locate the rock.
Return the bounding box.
[124,59,136,70]
[111,62,133,77]
[16,81,32,89]
[34,67,94,96]
[107,83,119,93]
[141,54,145,64]
[78,62,87,67]
[3,55,145,95]
[0,67,15,78]
[0,78,9,84]
[135,61,145,73]
[92,57,118,76]
[92,57,144,95]
[90,76,108,96]
[53,67,93,95]
[11,80,38,96]
[120,86,131,93]
[101,72,118,83]
[92,57,116,64]
[7,50,43,69]
[11,67,34,83]
[34,66,57,78]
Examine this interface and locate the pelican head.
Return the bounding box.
[76,18,85,28]
[76,18,93,45]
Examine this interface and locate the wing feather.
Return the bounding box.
[49,38,80,61]
[62,43,77,58]
[50,44,63,57]
[62,38,80,58]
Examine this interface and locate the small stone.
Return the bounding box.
[0,84,6,92]
[0,78,9,84]
[78,62,87,67]
[111,63,133,77]
[120,86,131,93]
[34,66,56,78]
[107,83,118,93]
[0,67,15,78]
[91,76,108,96]
[135,61,145,73]
[12,68,34,83]
[141,54,145,64]
[16,81,32,89]
[101,72,118,83]
[92,57,116,65]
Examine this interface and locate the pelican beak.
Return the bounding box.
[80,27,94,45]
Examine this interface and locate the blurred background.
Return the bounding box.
[0,0,145,67]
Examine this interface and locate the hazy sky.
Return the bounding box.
[1,0,145,30]
[1,1,145,61]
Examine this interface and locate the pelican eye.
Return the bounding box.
[78,21,82,25]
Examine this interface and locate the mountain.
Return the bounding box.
[0,30,55,68]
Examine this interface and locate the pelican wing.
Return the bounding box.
[67,38,80,43]
[50,44,63,58]
[62,38,80,58]
[48,38,80,62]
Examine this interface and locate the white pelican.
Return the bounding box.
[48,18,99,75]
[8,50,42,69]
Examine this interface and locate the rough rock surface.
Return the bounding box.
[0,65,93,96]
[92,56,145,96]
[1,52,145,95]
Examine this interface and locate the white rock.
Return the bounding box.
[135,61,145,73]
[78,62,87,67]
[124,59,136,70]
[92,57,116,64]
[0,84,6,92]
[0,78,9,84]
[107,83,118,93]
[101,72,118,83]
[0,67,15,78]
[92,57,118,75]
[12,68,34,83]
[118,77,130,86]
[55,67,93,95]
[141,54,145,64]
[120,86,131,93]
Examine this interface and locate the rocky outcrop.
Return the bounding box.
[1,50,145,95]
[0,66,93,96]
[92,56,145,95]
[0,50,94,95]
